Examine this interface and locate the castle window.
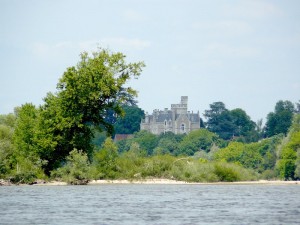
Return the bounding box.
[181,124,185,132]
[164,120,167,126]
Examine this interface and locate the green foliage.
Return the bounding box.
[275,115,300,180]
[13,103,39,159]
[171,159,219,182]
[214,162,256,181]
[114,105,144,134]
[0,113,16,128]
[34,49,144,172]
[0,125,14,179]
[51,149,91,184]
[176,129,220,156]
[265,100,295,137]
[294,149,300,179]
[114,143,147,179]
[214,142,263,169]
[131,130,158,155]
[0,115,16,178]
[214,163,241,181]
[203,102,232,140]
[203,102,258,141]
[8,155,47,184]
[213,140,282,171]
[289,114,300,133]
[140,155,174,178]
[91,130,107,147]
[277,134,299,180]
[92,138,118,179]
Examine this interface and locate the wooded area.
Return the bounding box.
[1,49,300,184]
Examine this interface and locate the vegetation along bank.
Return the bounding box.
[0,49,300,185]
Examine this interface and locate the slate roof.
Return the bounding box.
[145,110,200,123]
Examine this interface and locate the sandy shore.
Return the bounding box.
[32,179,300,186]
[1,178,299,186]
[88,179,300,185]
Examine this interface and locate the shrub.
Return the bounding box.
[51,149,91,185]
[9,156,47,184]
[260,169,278,180]
[214,163,241,181]
[171,160,218,182]
[214,162,256,182]
[92,138,118,179]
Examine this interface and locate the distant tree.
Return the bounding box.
[200,118,205,128]
[203,102,232,139]
[176,129,220,156]
[154,138,177,155]
[214,142,263,170]
[0,113,16,128]
[114,105,144,134]
[132,130,158,155]
[230,108,258,142]
[204,102,257,141]
[265,100,295,137]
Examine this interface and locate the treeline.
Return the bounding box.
[1,112,300,184]
[203,100,299,141]
[0,49,300,184]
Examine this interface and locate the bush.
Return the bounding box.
[214,162,256,182]
[92,138,118,179]
[260,169,278,180]
[51,149,91,185]
[214,163,241,181]
[171,159,218,182]
[9,156,47,184]
[141,155,174,178]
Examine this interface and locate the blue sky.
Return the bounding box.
[1,0,299,122]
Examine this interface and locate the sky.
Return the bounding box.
[1,0,299,122]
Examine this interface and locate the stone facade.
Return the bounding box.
[140,96,200,135]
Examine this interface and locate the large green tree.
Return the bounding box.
[265,100,295,137]
[35,49,144,172]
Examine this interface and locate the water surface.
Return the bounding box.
[0,184,299,224]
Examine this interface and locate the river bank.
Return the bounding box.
[87,179,300,185]
[1,178,299,186]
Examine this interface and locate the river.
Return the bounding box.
[0,184,299,224]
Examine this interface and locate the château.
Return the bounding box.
[140,96,200,135]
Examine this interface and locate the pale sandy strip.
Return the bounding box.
[88,179,300,185]
[31,179,300,186]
